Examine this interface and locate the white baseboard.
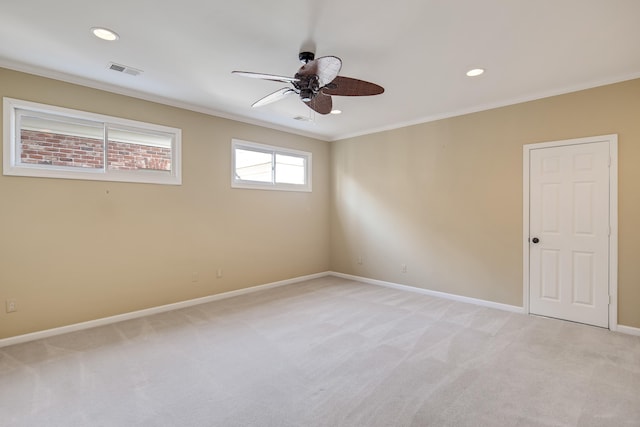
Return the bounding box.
[616,324,640,336]
[330,272,640,337]
[3,271,638,348]
[329,272,526,314]
[0,271,331,349]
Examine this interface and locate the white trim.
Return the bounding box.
[0,272,330,349]
[330,72,640,141]
[522,147,531,315]
[616,325,640,337]
[4,270,638,348]
[4,58,640,143]
[330,272,525,313]
[333,272,640,336]
[0,59,330,142]
[231,138,312,192]
[3,97,182,185]
[522,134,618,330]
[609,139,619,331]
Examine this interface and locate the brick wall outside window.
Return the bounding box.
[20,130,172,171]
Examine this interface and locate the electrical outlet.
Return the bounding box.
[401,264,407,273]
[216,268,223,278]
[6,299,17,313]
[191,272,199,283]
[357,256,363,265]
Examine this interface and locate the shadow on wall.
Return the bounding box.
[331,130,522,305]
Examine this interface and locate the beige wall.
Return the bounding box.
[0,68,330,339]
[330,79,640,329]
[2,67,639,340]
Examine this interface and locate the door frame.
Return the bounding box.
[522,134,618,330]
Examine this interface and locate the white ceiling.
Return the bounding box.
[1,0,640,141]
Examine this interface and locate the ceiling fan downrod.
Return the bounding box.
[298,51,315,64]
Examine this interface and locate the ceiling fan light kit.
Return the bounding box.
[233,50,384,115]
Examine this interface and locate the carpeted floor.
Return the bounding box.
[1,276,639,426]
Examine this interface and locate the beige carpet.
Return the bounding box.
[1,276,639,426]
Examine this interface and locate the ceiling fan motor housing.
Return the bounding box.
[294,74,320,102]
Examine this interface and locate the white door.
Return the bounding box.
[529,141,610,327]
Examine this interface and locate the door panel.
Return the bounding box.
[529,141,609,327]
[541,183,560,232]
[541,249,560,300]
[573,182,595,234]
[572,251,594,305]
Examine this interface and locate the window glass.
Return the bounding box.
[275,153,305,185]
[234,148,272,182]
[19,113,104,169]
[107,126,173,172]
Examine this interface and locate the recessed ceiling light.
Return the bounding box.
[91,27,119,41]
[466,68,485,77]
[330,109,342,115]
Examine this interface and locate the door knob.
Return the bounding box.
[532,237,540,244]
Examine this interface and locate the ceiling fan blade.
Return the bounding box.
[322,76,384,96]
[232,71,299,84]
[297,56,342,87]
[303,93,333,115]
[252,88,296,108]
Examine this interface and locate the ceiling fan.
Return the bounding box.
[232,51,384,115]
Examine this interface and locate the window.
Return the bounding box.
[231,139,312,192]
[3,97,181,185]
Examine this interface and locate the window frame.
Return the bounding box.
[3,97,182,185]
[231,139,312,192]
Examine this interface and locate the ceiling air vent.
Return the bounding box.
[107,62,143,76]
